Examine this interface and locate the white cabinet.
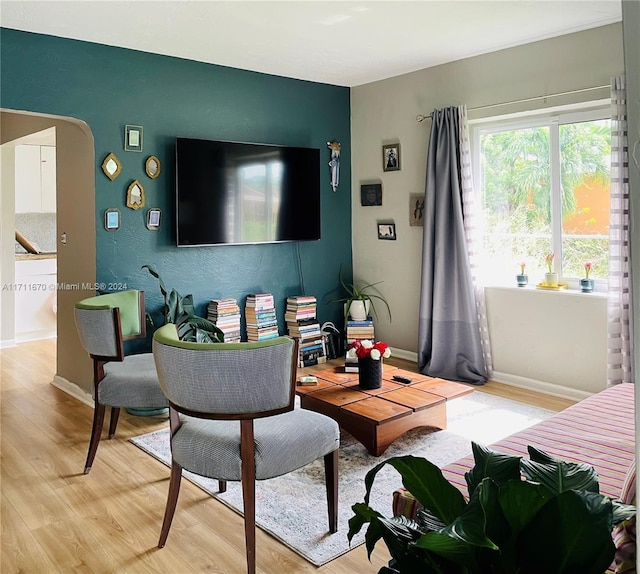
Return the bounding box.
[15,144,56,213]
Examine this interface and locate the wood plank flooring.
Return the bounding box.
[1,340,574,573]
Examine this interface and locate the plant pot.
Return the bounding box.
[544,272,558,287]
[358,357,383,389]
[349,299,371,321]
[580,278,594,293]
[516,274,528,287]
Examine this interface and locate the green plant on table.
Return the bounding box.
[142,265,224,343]
[330,265,392,327]
[348,442,635,574]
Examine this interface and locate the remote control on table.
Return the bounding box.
[392,375,412,384]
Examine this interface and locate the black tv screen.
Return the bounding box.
[176,137,321,246]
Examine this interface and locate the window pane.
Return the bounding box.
[560,119,610,279]
[479,126,551,283]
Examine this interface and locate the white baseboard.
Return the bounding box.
[0,338,16,349]
[490,371,592,402]
[390,347,418,363]
[389,347,591,402]
[51,375,93,408]
[16,331,56,343]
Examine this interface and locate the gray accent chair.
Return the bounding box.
[152,323,340,574]
[74,290,168,473]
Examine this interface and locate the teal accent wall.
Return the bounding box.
[1,29,352,337]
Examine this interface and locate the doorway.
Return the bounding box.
[1,109,96,392]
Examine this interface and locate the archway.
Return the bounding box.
[1,109,95,392]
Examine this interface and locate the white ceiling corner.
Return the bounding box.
[0,1,622,87]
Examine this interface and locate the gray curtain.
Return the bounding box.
[417,106,487,385]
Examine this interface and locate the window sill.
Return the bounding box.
[485,285,608,299]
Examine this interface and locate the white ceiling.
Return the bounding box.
[0,1,622,87]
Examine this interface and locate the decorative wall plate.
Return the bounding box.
[126,180,145,210]
[102,153,122,180]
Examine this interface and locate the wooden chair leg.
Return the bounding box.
[84,402,106,474]
[158,460,183,548]
[218,480,227,493]
[240,420,256,574]
[324,449,339,533]
[108,407,120,438]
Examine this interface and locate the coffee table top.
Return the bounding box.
[297,365,473,425]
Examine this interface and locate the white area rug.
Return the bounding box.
[130,391,554,566]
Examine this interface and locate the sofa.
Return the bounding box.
[393,383,636,573]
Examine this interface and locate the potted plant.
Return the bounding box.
[348,442,635,574]
[517,261,528,287]
[142,265,224,343]
[544,252,558,286]
[581,261,594,293]
[331,266,392,326]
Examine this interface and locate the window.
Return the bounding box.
[472,106,611,288]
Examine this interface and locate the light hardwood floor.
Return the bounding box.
[1,340,574,573]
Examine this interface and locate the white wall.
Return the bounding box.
[351,24,624,397]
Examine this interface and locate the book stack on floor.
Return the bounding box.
[285,295,327,368]
[245,293,279,341]
[206,298,241,343]
[344,317,375,373]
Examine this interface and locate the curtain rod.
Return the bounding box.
[415,84,611,122]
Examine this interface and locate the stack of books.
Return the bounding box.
[346,317,374,345]
[207,298,241,343]
[285,295,327,367]
[344,317,374,373]
[245,293,279,341]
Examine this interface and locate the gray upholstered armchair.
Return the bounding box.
[74,290,168,473]
[152,323,340,574]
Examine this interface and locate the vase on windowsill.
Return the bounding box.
[516,274,528,287]
[544,272,558,287]
[580,278,595,293]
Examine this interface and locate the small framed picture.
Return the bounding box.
[124,125,143,152]
[104,208,121,231]
[382,143,400,172]
[147,208,161,230]
[410,194,425,226]
[360,183,382,206]
[377,223,396,240]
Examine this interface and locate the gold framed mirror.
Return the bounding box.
[126,180,145,210]
[102,152,122,180]
[145,155,161,179]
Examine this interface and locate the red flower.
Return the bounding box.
[348,339,391,361]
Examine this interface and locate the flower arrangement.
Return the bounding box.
[545,253,554,273]
[347,339,391,361]
[519,261,526,275]
[585,261,592,279]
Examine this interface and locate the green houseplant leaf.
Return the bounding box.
[465,442,522,494]
[521,445,599,494]
[516,490,615,574]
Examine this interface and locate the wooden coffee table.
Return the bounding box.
[296,364,473,456]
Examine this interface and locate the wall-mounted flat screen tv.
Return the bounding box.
[176,137,321,246]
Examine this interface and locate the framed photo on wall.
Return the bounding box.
[377,223,396,240]
[409,193,425,226]
[382,143,400,172]
[360,183,383,206]
[124,125,144,152]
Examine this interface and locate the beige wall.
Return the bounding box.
[351,24,624,396]
[0,110,96,392]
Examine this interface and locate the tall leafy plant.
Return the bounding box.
[142,265,224,343]
[349,442,635,574]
